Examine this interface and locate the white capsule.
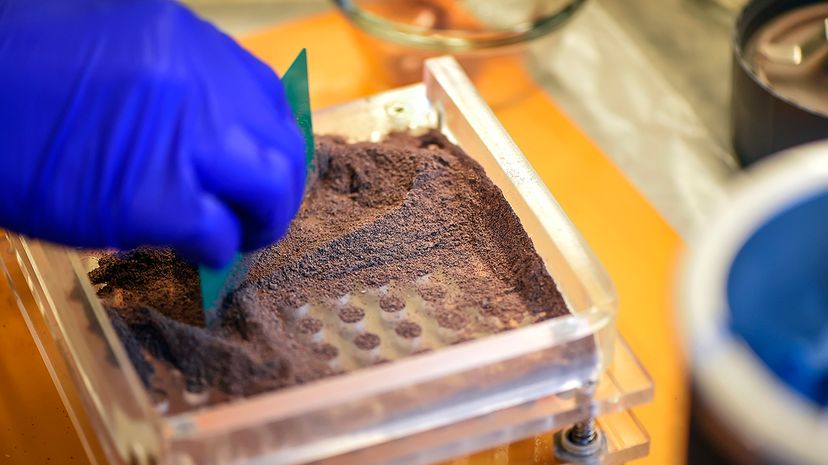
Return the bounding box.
[380,308,406,323]
[379,293,406,323]
[297,317,325,343]
[394,320,423,352]
[313,344,340,370]
[336,305,365,337]
[353,333,382,364]
[436,311,468,344]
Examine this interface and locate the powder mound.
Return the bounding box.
[92,130,569,409]
[90,248,204,327]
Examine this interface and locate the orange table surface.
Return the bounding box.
[0,11,686,465]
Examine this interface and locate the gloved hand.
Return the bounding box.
[0,0,306,268]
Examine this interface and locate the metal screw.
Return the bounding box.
[553,417,606,464]
[568,418,599,446]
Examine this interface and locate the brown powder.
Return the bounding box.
[278,292,306,311]
[437,310,468,330]
[297,317,323,335]
[417,282,448,304]
[312,343,339,361]
[379,293,406,313]
[354,333,381,351]
[91,130,570,408]
[395,320,422,339]
[90,249,204,327]
[338,305,365,324]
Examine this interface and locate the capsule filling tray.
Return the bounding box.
[1,56,652,465]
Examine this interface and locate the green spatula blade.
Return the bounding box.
[283,48,315,182]
[198,253,241,313]
[199,49,314,320]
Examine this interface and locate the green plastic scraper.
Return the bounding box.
[199,49,315,323]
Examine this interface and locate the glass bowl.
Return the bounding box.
[332,0,587,52]
[331,0,589,101]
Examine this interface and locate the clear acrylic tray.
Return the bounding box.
[0,57,652,465]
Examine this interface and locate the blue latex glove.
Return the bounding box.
[0,0,306,267]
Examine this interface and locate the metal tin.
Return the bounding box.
[732,0,828,166]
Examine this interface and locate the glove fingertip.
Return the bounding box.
[266,143,306,218]
[239,217,291,253]
[188,245,237,270]
[179,197,241,268]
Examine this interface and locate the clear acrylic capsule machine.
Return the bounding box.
[1,57,652,465]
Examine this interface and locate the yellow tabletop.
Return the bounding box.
[0,270,89,464]
[0,11,686,465]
